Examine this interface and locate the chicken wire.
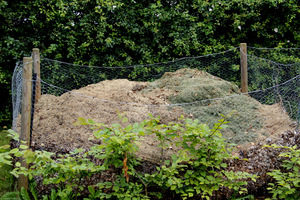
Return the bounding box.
[11,47,299,150]
[11,61,23,131]
[246,48,300,120]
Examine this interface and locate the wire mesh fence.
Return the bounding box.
[247,47,300,90]
[246,48,300,120]
[39,47,241,92]
[8,45,300,200]
[11,46,299,155]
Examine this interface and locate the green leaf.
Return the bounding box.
[0,192,21,200]
[220,163,227,168]
[167,179,173,186]
[29,182,39,200]
[115,138,124,145]
[19,145,28,150]
[94,130,101,139]
[21,187,31,200]
[122,117,128,123]
[113,185,119,192]
[9,148,19,154]
[105,182,113,186]
[170,185,176,190]
[87,119,96,125]
[88,186,95,195]
[164,159,170,165]
[207,176,214,181]
[138,131,145,136]
[133,123,139,129]
[112,123,121,128]
[7,130,19,141]
[0,145,10,149]
[74,117,87,125]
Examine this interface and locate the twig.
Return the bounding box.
[135,171,148,196]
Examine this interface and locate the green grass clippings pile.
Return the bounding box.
[182,96,261,144]
[144,68,262,144]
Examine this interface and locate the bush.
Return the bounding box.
[0,130,13,197]
[264,144,300,200]
[144,114,257,199]
[0,114,258,199]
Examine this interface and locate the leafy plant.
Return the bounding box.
[0,132,104,200]
[0,184,64,200]
[264,144,300,200]
[0,184,36,200]
[76,112,151,199]
[142,114,180,166]
[144,114,257,200]
[0,130,13,197]
[1,114,259,199]
[95,175,149,200]
[228,194,255,200]
[77,111,146,181]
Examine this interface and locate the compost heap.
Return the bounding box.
[29,68,294,163]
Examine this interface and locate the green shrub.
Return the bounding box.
[0,114,257,199]
[0,130,13,197]
[264,144,300,200]
[144,114,257,200]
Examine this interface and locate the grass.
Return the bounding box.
[0,130,13,197]
[145,68,262,144]
[181,95,262,144]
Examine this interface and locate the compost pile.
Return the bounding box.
[22,68,297,199]
[29,68,293,157]
[29,68,245,161]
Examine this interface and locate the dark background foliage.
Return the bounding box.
[0,0,299,127]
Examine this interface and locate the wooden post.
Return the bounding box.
[17,57,33,191]
[240,43,248,93]
[32,48,41,103]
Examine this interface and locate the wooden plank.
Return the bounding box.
[240,43,248,93]
[33,48,41,103]
[17,57,33,191]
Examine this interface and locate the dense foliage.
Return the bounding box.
[1,0,299,126]
[0,115,258,199]
[264,144,300,200]
[0,130,13,197]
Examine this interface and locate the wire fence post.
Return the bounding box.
[30,73,37,147]
[17,57,33,191]
[33,48,41,103]
[297,100,300,134]
[240,43,248,93]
